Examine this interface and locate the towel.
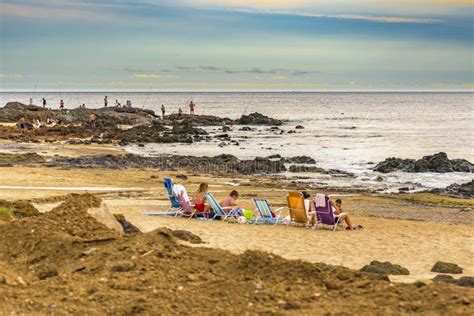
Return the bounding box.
[173,184,190,202]
[315,193,326,208]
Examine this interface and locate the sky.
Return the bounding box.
[0,0,472,91]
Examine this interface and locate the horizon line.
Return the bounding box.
[1,90,473,93]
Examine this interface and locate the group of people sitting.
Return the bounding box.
[171,181,358,230]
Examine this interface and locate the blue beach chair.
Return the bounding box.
[205,192,242,221]
[144,177,183,216]
[250,198,284,225]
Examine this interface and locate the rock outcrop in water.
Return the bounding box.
[374,152,473,173]
[163,113,234,126]
[236,112,283,126]
[430,180,474,199]
[0,102,155,127]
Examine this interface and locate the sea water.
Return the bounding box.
[1,92,473,191]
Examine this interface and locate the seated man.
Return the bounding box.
[330,198,355,230]
[220,190,239,208]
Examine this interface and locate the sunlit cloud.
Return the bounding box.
[134,73,179,79]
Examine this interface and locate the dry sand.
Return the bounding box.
[1,149,473,284]
[103,197,474,283]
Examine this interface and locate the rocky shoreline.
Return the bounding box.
[374,152,473,173]
[0,102,282,146]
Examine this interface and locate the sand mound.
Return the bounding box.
[0,194,473,314]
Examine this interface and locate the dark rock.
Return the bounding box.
[111,261,136,272]
[295,125,305,129]
[454,276,474,288]
[267,154,282,159]
[360,261,410,275]
[285,156,316,164]
[239,126,253,131]
[432,274,455,283]
[113,214,140,234]
[236,112,282,126]
[431,261,463,274]
[289,165,325,173]
[430,180,474,199]
[35,264,58,280]
[171,230,202,244]
[164,113,233,126]
[50,153,286,175]
[374,152,473,173]
[176,174,188,180]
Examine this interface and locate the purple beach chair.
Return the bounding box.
[313,194,342,231]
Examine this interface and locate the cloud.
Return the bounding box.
[0,2,119,22]
[171,65,321,76]
[0,73,24,79]
[134,73,179,79]
[198,65,222,71]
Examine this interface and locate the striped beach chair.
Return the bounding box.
[251,198,284,225]
[205,192,241,221]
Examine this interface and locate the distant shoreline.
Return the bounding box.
[1,90,473,94]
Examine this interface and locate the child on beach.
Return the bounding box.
[330,198,358,230]
[189,101,195,114]
[192,183,210,213]
[161,104,166,119]
[220,190,239,208]
[59,99,64,111]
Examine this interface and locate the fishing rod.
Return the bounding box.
[142,85,152,110]
[242,92,255,116]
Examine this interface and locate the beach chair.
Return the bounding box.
[313,194,342,231]
[251,198,284,225]
[176,193,210,219]
[205,192,241,221]
[144,178,183,216]
[163,177,181,210]
[286,192,308,226]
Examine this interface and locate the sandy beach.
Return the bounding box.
[1,147,472,284]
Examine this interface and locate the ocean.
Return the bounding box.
[1,92,473,191]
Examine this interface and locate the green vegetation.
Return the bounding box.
[0,207,10,217]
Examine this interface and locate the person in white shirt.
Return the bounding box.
[302,191,315,228]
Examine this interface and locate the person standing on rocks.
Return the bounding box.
[42,98,46,108]
[29,97,33,106]
[59,99,64,111]
[189,101,195,115]
[178,107,183,118]
[104,96,108,107]
[161,104,166,119]
[88,113,97,128]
